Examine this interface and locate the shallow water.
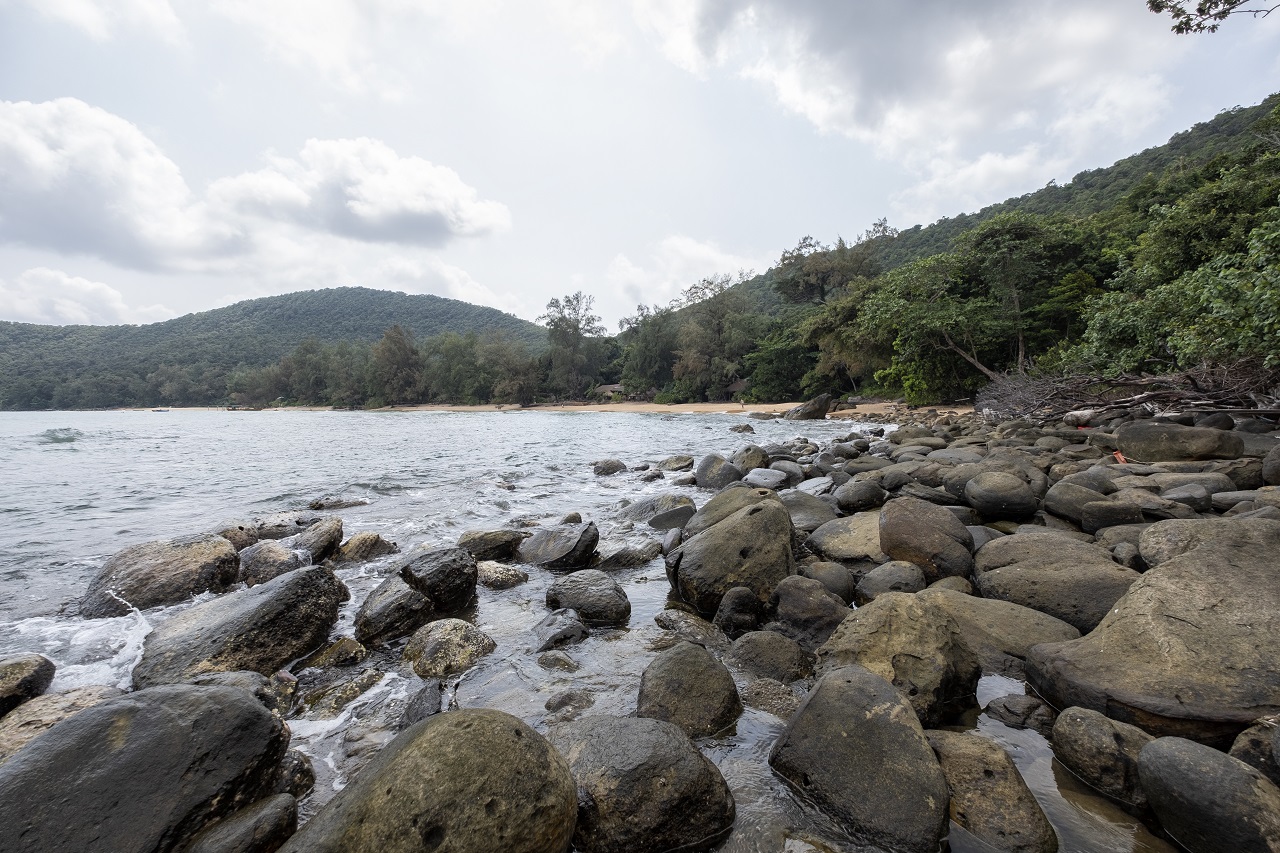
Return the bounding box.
[0,409,1175,852]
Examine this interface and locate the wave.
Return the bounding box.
[36,428,85,445]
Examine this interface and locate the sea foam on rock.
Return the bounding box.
[80,533,240,618]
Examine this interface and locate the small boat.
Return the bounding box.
[152,408,169,412]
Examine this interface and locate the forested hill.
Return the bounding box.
[0,287,546,409]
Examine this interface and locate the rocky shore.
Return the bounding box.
[2,401,1280,852]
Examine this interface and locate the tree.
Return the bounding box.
[371,324,423,404]
[1147,0,1278,32]
[772,221,896,305]
[539,292,606,399]
[618,303,679,394]
[671,272,765,400]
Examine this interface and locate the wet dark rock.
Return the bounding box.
[1138,736,1280,853]
[181,793,297,853]
[654,610,731,655]
[729,631,813,683]
[457,529,528,562]
[965,471,1040,520]
[731,444,770,472]
[854,560,926,605]
[81,533,240,618]
[1028,519,1280,745]
[279,709,577,853]
[817,592,979,727]
[878,496,975,583]
[778,490,838,533]
[666,500,795,614]
[974,533,1139,633]
[297,636,368,670]
[546,570,630,626]
[402,618,496,679]
[254,511,326,540]
[984,694,1056,737]
[927,730,1058,853]
[592,538,662,570]
[806,512,889,563]
[1052,706,1153,809]
[400,681,443,727]
[298,669,384,719]
[186,671,295,715]
[683,487,778,538]
[729,423,755,434]
[0,684,288,853]
[476,560,528,589]
[711,586,762,640]
[617,494,696,530]
[0,654,55,719]
[661,528,681,555]
[398,546,477,614]
[1230,723,1280,788]
[799,561,855,604]
[133,566,344,689]
[768,665,948,853]
[353,575,433,647]
[783,394,831,421]
[238,539,310,587]
[593,459,627,476]
[286,517,343,563]
[518,522,600,570]
[917,587,1080,678]
[694,453,744,490]
[1116,421,1245,462]
[549,715,735,853]
[271,750,315,799]
[333,532,399,564]
[832,479,889,513]
[637,641,742,738]
[766,575,849,652]
[534,608,589,652]
[0,685,122,765]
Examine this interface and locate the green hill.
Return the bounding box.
[0,287,546,409]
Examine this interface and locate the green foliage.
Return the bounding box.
[671,274,766,401]
[1147,0,1279,33]
[539,292,607,399]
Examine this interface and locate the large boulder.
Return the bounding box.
[766,575,849,652]
[545,571,630,626]
[457,529,528,562]
[279,709,577,853]
[0,684,288,853]
[402,619,496,679]
[353,575,433,647]
[238,539,310,587]
[398,547,478,614]
[637,641,741,738]
[682,487,778,538]
[783,394,831,421]
[180,793,298,853]
[728,631,813,683]
[1138,736,1280,853]
[0,654,55,718]
[518,523,600,569]
[917,587,1080,677]
[694,454,743,490]
[974,533,1140,633]
[805,512,889,563]
[1138,516,1280,568]
[80,533,240,618]
[285,517,343,563]
[1051,706,1152,810]
[549,716,735,853]
[878,497,974,582]
[0,685,122,766]
[926,730,1058,853]
[964,471,1040,520]
[666,501,795,614]
[778,490,838,533]
[1116,421,1244,462]
[132,565,344,689]
[1027,523,1280,746]
[333,532,399,564]
[817,592,979,727]
[768,665,949,853]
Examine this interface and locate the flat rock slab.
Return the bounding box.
[806,512,888,563]
[1027,523,1280,746]
[517,523,599,570]
[1116,421,1244,462]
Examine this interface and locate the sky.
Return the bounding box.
[0,1,1278,332]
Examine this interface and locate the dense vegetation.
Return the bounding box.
[5,93,1278,410]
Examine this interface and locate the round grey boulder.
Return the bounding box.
[81,533,240,618]
[637,641,741,738]
[965,471,1039,520]
[546,570,630,626]
[518,522,600,570]
[854,560,926,605]
[694,454,743,490]
[402,618,496,679]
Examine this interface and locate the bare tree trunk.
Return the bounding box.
[940,331,1002,381]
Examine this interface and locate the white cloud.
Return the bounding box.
[17,0,183,42]
[0,268,175,325]
[606,234,769,321]
[376,255,526,316]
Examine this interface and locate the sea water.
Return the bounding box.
[0,409,1174,852]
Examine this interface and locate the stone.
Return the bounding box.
[694,454,743,490]
[238,539,311,587]
[805,512,888,563]
[854,560,926,605]
[334,532,398,564]
[0,685,288,853]
[517,522,600,569]
[593,459,627,476]
[783,394,831,421]
[1137,516,1280,568]
[0,654,55,719]
[1027,523,1280,746]
[285,517,343,563]
[402,618,496,679]
[918,587,1080,677]
[186,671,294,715]
[296,636,368,670]
[683,487,779,537]
[817,592,979,727]
[711,586,762,640]
[766,575,849,652]
[477,560,528,589]
[254,511,326,540]
[833,479,889,513]
[398,546,477,614]
[1230,723,1280,788]
[591,538,662,570]
[1138,736,1280,853]
[133,566,344,689]
[728,631,814,683]
[740,678,803,719]
[1042,480,1109,525]
[279,709,576,853]
[457,529,527,561]
[353,575,433,647]
[80,533,240,618]
[798,561,855,604]
[964,471,1040,520]
[927,730,1058,853]
[878,496,974,583]
[657,454,695,472]
[769,460,805,487]
[1116,421,1244,462]
[637,641,742,738]
[272,751,314,798]
[666,501,795,614]
[180,794,298,853]
[768,665,948,853]
[617,494,696,530]
[401,681,443,727]
[549,716,735,853]
[0,685,122,765]
[984,694,1056,737]
[778,490,838,533]
[731,444,770,471]
[1265,444,1280,486]
[215,521,259,552]
[974,533,1139,633]
[742,468,788,490]
[1051,706,1153,809]
[534,609,589,652]
[546,570,630,626]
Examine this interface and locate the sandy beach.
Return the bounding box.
[141,400,974,418]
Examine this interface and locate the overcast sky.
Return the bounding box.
[1,1,1278,331]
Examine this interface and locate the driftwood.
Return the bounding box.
[975,360,1280,422]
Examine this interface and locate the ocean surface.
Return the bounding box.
[0,409,1173,852]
